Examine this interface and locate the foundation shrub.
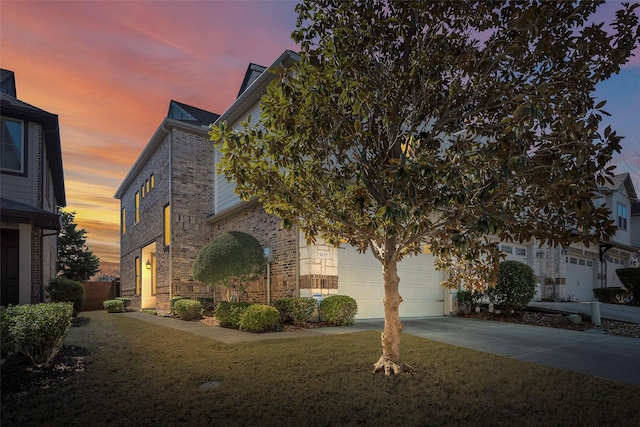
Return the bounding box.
[103,299,124,313]
[616,268,640,301]
[239,304,281,332]
[486,260,536,313]
[457,290,484,314]
[47,278,85,316]
[170,296,185,313]
[174,299,203,321]
[320,295,358,326]
[196,297,216,310]
[115,297,132,308]
[593,288,629,304]
[1,306,14,358]
[274,297,316,325]
[214,301,252,329]
[6,302,73,366]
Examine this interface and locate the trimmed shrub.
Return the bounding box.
[103,299,124,313]
[239,304,281,333]
[196,297,216,310]
[456,290,484,314]
[486,260,536,313]
[320,295,358,326]
[274,297,316,325]
[47,277,85,316]
[115,297,132,308]
[170,296,185,312]
[214,301,252,329]
[174,299,203,321]
[593,288,629,304]
[6,302,74,366]
[1,306,14,358]
[616,268,640,300]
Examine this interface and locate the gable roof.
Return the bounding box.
[237,63,267,98]
[168,100,220,127]
[600,173,638,202]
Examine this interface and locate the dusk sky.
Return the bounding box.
[1,1,639,276]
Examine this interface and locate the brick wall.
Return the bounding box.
[211,203,298,303]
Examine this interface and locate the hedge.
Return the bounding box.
[239,304,281,332]
[47,277,85,316]
[320,295,358,326]
[174,299,203,321]
[274,297,317,325]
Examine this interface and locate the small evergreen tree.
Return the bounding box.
[57,209,100,282]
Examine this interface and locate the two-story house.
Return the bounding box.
[0,69,66,305]
[114,100,219,311]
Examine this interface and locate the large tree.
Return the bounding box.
[211,0,640,375]
[57,209,100,282]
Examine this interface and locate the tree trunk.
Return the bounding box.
[372,254,408,375]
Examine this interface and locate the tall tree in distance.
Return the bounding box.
[212,0,640,375]
[57,209,100,282]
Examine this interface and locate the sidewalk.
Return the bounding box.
[121,312,640,386]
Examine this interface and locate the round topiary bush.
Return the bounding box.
[320,295,358,326]
[103,299,124,313]
[174,299,203,321]
[239,304,281,333]
[47,277,86,316]
[486,260,536,312]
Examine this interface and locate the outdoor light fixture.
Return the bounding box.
[146,259,151,269]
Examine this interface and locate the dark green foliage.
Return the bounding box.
[214,301,252,329]
[616,268,640,300]
[0,306,14,358]
[320,295,358,326]
[457,290,484,314]
[5,302,73,366]
[192,232,265,293]
[486,261,536,312]
[593,288,629,304]
[173,299,202,321]
[239,304,281,332]
[274,297,317,325]
[57,209,100,281]
[103,300,124,313]
[47,277,85,316]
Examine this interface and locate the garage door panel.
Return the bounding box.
[565,257,595,302]
[338,245,444,319]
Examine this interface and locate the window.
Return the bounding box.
[501,245,513,254]
[586,260,593,267]
[141,184,145,198]
[578,259,585,266]
[1,117,24,172]
[135,257,141,295]
[146,179,150,193]
[121,208,126,235]
[515,247,526,256]
[617,203,628,230]
[150,174,155,188]
[164,204,171,246]
[569,257,578,265]
[135,192,140,224]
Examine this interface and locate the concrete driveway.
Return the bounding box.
[528,301,640,323]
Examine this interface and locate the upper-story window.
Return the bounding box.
[1,117,24,173]
[617,203,628,230]
[121,207,126,235]
[135,192,140,224]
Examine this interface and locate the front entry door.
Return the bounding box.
[1,229,20,306]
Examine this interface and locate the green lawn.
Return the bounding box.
[2,310,639,426]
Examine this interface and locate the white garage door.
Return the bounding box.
[338,245,445,319]
[565,256,595,302]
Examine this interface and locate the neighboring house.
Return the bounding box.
[631,200,640,257]
[114,100,220,311]
[0,69,66,305]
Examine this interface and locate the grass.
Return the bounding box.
[2,311,640,426]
